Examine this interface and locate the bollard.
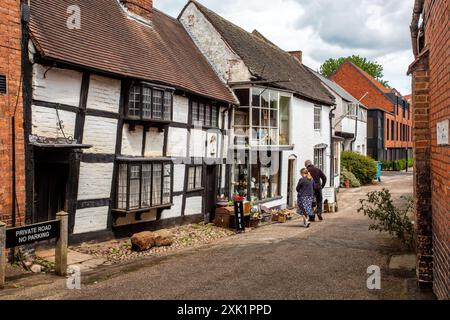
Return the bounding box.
[55,211,68,276]
[0,222,6,288]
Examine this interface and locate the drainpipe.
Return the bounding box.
[329,104,337,187]
[11,116,16,227]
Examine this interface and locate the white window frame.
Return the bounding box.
[314,105,322,131]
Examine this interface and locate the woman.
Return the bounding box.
[296,168,315,228]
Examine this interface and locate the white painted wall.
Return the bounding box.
[173,165,186,192]
[86,74,121,113]
[77,162,114,200]
[83,116,118,154]
[189,129,206,158]
[32,64,82,106]
[121,124,143,156]
[145,128,164,157]
[31,105,77,139]
[180,2,252,83]
[167,127,188,158]
[184,196,203,216]
[173,95,189,124]
[160,195,183,219]
[73,206,109,234]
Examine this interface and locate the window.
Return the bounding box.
[116,162,172,211]
[250,151,281,201]
[314,148,325,172]
[314,105,322,130]
[251,89,280,146]
[0,75,7,94]
[191,100,219,127]
[127,83,173,121]
[386,119,390,141]
[188,166,203,191]
[279,96,290,145]
[346,103,357,118]
[391,121,395,140]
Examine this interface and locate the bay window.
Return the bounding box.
[187,165,203,191]
[116,161,173,211]
[126,83,173,121]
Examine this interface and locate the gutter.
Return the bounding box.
[410,0,425,57]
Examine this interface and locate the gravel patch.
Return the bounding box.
[72,223,236,264]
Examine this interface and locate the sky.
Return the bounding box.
[155,0,415,95]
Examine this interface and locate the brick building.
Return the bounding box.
[0,0,26,227]
[331,61,413,161]
[409,0,449,300]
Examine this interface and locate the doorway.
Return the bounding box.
[204,165,218,222]
[287,156,297,208]
[33,149,70,223]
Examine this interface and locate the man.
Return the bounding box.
[305,160,327,221]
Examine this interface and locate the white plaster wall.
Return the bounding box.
[83,116,118,154]
[78,162,114,200]
[189,129,206,158]
[32,64,82,106]
[173,95,189,124]
[73,206,109,234]
[145,128,164,157]
[184,196,203,216]
[86,74,121,113]
[180,3,252,83]
[160,195,183,219]
[355,120,368,155]
[167,127,188,158]
[173,165,185,192]
[31,105,76,139]
[121,124,143,156]
[291,98,332,186]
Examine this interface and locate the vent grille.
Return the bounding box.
[0,75,6,94]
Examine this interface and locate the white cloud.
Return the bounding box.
[154,0,414,94]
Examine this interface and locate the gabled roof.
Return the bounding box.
[331,61,395,112]
[185,1,335,106]
[28,0,237,105]
[309,68,366,108]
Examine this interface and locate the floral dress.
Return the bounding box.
[296,177,315,217]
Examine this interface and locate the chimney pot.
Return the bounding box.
[288,51,303,64]
[120,0,153,21]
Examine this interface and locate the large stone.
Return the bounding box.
[131,232,156,251]
[30,264,42,273]
[153,230,174,247]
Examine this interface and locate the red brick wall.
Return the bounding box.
[423,0,450,300]
[331,61,394,113]
[0,0,26,227]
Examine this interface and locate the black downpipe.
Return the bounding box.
[329,104,337,187]
[11,116,16,227]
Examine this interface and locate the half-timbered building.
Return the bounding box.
[24,0,237,236]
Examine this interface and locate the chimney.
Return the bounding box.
[288,51,303,64]
[120,0,153,21]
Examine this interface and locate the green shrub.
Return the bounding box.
[341,151,378,185]
[381,160,392,171]
[407,157,413,168]
[340,167,361,188]
[358,188,414,248]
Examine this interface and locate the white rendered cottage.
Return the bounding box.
[179,1,337,208]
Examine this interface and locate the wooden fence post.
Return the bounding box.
[55,212,68,276]
[0,222,6,288]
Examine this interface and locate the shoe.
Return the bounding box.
[309,216,316,222]
[304,220,311,228]
[318,214,323,221]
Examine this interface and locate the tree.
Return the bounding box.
[320,55,390,88]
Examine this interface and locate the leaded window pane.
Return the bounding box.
[205,104,211,126]
[141,164,152,207]
[152,164,162,206]
[152,90,163,120]
[163,164,171,204]
[117,164,128,209]
[128,86,140,118]
[188,167,195,190]
[212,106,218,127]
[129,165,141,209]
[142,87,152,119]
[195,166,203,189]
[163,92,172,121]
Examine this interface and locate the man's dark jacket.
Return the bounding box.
[307,165,327,190]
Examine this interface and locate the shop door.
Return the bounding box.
[34,162,69,223]
[287,158,296,208]
[205,165,218,221]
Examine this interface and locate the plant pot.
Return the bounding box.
[345,179,350,188]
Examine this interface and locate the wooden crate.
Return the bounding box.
[214,213,231,228]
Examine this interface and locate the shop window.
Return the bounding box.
[116,161,172,211]
[314,105,322,130]
[251,89,279,146]
[187,166,203,191]
[127,83,173,121]
[314,148,325,172]
[279,96,290,145]
[191,99,219,128]
[251,151,281,201]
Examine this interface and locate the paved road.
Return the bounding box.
[0,172,434,300]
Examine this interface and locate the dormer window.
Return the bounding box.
[126,83,173,121]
